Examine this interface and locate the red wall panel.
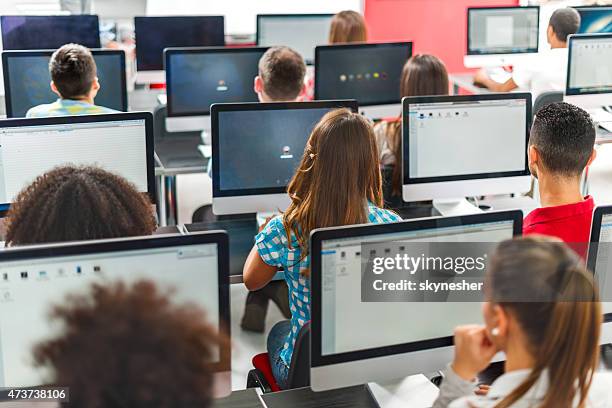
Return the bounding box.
[364,0,520,73]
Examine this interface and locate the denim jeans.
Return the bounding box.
[267,320,291,389]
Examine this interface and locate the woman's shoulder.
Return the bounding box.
[367,204,402,224]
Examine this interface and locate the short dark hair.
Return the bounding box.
[49,43,97,99]
[258,46,306,101]
[5,165,157,246]
[33,280,222,408]
[549,8,581,42]
[529,102,595,177]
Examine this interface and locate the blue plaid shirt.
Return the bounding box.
[256,203,401,366]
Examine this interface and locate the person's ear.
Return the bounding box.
[586,148,597,167]
[254,76,263,94]
[50,81,61,97]
[92,77,100,92]
[546,25,554,46]
[488,304,509,347]
[528,145,539,177]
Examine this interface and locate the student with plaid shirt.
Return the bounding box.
[243,109,401,389]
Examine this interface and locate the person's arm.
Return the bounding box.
[243,245,279,291]
[432,364,478,408]
[473,69,518,92]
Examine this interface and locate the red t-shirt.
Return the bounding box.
[523,196,595,259]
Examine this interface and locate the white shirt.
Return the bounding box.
[433,365,612,408]
[512,48,569,103]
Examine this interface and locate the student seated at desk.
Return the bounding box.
[240,46,307,333]
[243,109,401,389]
[26,43,118,118]
[473,8,580,101]
[4,165,156,246]
[329,10,368,44]
[433,236,612,408]
[33,280,222,408]
[523,102,596,254]
[373,54,449,209]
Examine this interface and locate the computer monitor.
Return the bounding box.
[2,49,128,118]
[0,232,231,397]
[310,210,522,403]
[465,6,539,68]
[0,112,155,212]
[587,206,612,346]
[256,14,333,65]
[315,42,412,120]
[0,15,101,50]
[575,6,612,34]
[211,100,358,215]
[134,16,225,84]
[564,33,612,111]
[164,47,267,133]
[402,93,532,215]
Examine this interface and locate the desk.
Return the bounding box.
[449,73,492,95]
[262,385,377,408]
[212,389,263,408]
[154,135,208,226]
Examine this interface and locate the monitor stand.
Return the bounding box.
[366,373,439,408]
[433,198,483,216]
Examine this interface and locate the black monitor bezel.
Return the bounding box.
[314,42,413,106]
[2,49,128,118]
[0,15,101,50]
[466,6,540,56]
[134,16,226,72]
[402,92,532,186]
[211,100,358,198]
[0,112,156,212]
[566,33,612,96]
[573,5,612,34]
[0,231,231,377]
[164,46,269,117]
[310,210,523,368]
[587,205,612,324]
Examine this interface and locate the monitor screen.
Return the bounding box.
[312,212,520,361]
[588,210,612,319]
[0,233,228,388]
[256,14,333,64]
[575,6,612,34]
[134,16,225,71]
[166,47,266,117]
[566,34,612,96]
[467,7,539,55]
[0,15,101,50]
[2,50,127,118]
[315,42,412,106]
[212,101,357,198]
[403,95,530,185]
[0,113,154,211]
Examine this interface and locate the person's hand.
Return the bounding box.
[451,325,499,381]
[474,384,490,396]
[473,69,490,87]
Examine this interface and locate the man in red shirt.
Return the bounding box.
[523,102,596,257]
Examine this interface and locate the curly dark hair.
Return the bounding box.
[33,280,223,408]
[5,165,157,246]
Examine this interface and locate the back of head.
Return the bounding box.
[529,102,595,177]
[33,280,221,408]
[549,8,581,43]
[328,10,368,44]
[5,165,157,246]
[50,43,97,99]
[284,108,383,254]
[258,46,306,101]
[487,236,601,408]
[400,54,449,98]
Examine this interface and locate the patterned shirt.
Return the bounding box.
[256,203,402,366]
[26,99,118,118]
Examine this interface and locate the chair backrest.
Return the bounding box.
[286,322,310,388]
[533,91,563,118]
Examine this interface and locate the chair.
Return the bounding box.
[533,91,563,118]
[246,322,310,393]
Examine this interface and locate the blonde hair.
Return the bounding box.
[328,10,368,44]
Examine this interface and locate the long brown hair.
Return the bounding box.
[283,109,383,271]
[328,10,368,44]
[487,237,601,408]
[386,54,449,196]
